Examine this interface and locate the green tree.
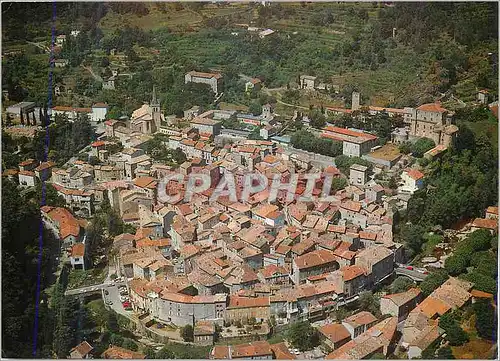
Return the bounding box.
[181,324,194,342]
[473,299,497,340]
[420,270,448,296]
[399,142,412,154]
[286,321,320,351]
[107,312,119,333]
[122,338,138,351]
[143,346,156,359]
[390,276,415,294]
[444,252,469,276]
[331,177,348,193]
[156,347,175,359]
[400,223,425,255]
[309,109,326,129]
[248,102,262,116]
[411,137,435,158]
[437,346,455,359]
[358,291,380,316]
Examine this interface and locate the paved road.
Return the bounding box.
[395,267,428,281]
[65,280,126,296]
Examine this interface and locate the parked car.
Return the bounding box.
[104,290,109,295]
[106,300,113,305]
[406,266,414,270]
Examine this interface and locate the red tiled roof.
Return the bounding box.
[486,206,498,215]
[270,342,296,360]
[343,311,377,328]
[416,102,448,113]
[102,345,145,359]
[405,168,424,181]
[323,126,378,140]
[46,207,81,239]
[472,218,498,230]
[188,70,222,80]
[70,341,93,357]
[341,265,367,281]
[231,341,272,358]
[319,323,351,344]
[71,243,85,257]
[228,295,269,309]
[294,249,337,270]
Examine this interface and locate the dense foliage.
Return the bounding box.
[335,155,372,175]
[31,114,95,165]
[290,130,342,158]
[2,179,57,357]
[286,321,320,352]
[439,312,469,346]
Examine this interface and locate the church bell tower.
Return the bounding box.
[151,86,161,132]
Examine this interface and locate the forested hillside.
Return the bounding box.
[2,2,497,113]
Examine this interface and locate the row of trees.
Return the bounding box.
[290,130,342,158]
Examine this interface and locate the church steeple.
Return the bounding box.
[151,86,159,106]
[151,86,161,132]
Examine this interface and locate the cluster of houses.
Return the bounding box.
[4,75,498,359]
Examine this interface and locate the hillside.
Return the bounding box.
[2,2,498,113]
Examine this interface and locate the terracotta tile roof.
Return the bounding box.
[291,239,316,255]
[343,311,377,328]
[270,342,296,359]
[71,243,85,257]
[414,296,450,318]
[91,140,106,147]
[52,106,92,113]
[359,231,378,241]
[472,218,498,230]
[188,70,222,80]
[293,249,337,270]
[328,224,346,234]
[405,168,425,181]
[228,295,269,309]
[323,126,378,141]
[35,161,56,171]
[46,207,81,239]
[341,200,362,213]
[70,341,93,357]
[470,289,494,298]
[133,176,157,189]
[136,238,171,248]
[320,323,351,344]
[486,206,498,215]
[260,264,289,278]
[2,169,19,176]
[341,265,367,281]
[382,287,421,306]
[19,170,35,176]
[211,345,230,359]
[102,345,145,359]
[416,102,448,113]
[19,158,36,167]
[231,341,272,358]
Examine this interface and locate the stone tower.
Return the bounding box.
[151,86,161,132]
[351,91,360,111]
